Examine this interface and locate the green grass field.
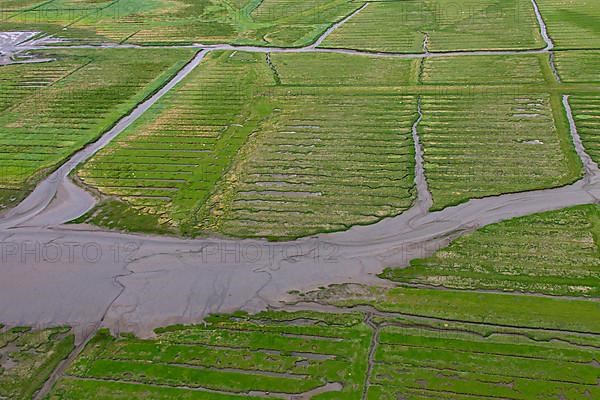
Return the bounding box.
[3,2,600,400]
[77,51,274,235]
[0,0,364,47]
[76,51,419,239]
[45,298,600,399]
[554,51,600,83]
[421,53,548,85]
[0,48,195,211]
[419,92,580,209]
[568,95,600,166]
[319,0,544,53]
[294,277,600,399]
[303,283,600,335]
[9,0,599,51]
[417,53,582,210]
[205,52,418,238]
[383,205,600,297]
[0,325,74,399]
[72,48,594,238]
[536,0,600,49]
[48,311,371,399]
[369,319,600,399]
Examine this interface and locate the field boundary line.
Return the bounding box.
[61,375,343,399]
[562,95,600,184]
[33,328,97,400]
[362,313,378,400]
[0,50,208,229]
[290,302,600,337]
[310,2,369,49]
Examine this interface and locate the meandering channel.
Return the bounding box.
[19,0,568,61]
[0,92,597,338]
[1,1,600,339]
[0,50,208,229]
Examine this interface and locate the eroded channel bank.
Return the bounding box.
[1,0,599,338]
[20,0,565,60]
[0,50,208,229]
[0,94,598,339]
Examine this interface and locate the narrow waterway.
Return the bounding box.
[410,96,432,214]
[0,1,599,339]
[530,0,554,50]
[0,107,597,337]
[562,95,600,189]
[309,2,368,48]
[0,50,208,229]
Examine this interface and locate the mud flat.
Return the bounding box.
[0,166,597,339]
[0,31,54,64]
[1,64,599,338]
[0,50,208,230]
[0,11,599,339]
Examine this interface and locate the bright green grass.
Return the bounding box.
[47,307,600,399]
[368,319,600,399]
[0,55,76,209]
[554,51,600,83]
[304,284,600,333]
[0,326,74,399]
[78,50,275,235]
[78,51,419,239]
[419,92,581,209]
[0,0,364,47]
[319,0,544,53]
[421,53,548,85]
[0,48,194,209]
[536,0,600,49]
[48,311,371,399]
[383,205,600,297]
[569,95,600,165]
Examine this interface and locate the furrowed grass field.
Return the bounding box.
[554,51,600,83]
[418,53,581,210]
[418,91,578,209]
[0,0,364,46]
[570,95,600,165]
[304,283,600,335]
[0,48,195,211]
[0,325,74,399]
[77,51,420,239]
[2,0,600,398]
[74,48,596,238]
[383,205,600,297]
[204,53,418,239]
[77,51,276,234]
[368,317,600,400]
[48,311,371,399]
[319,0,544,53]
[536,0,600,49]
[45,297,600,399]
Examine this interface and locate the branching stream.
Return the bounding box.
[0,1,598,339]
